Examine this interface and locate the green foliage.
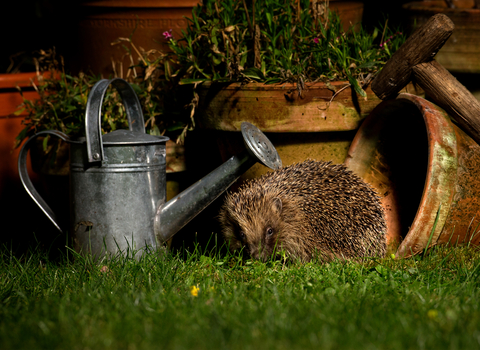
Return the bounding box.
[15,1,406,148]
[167,0,406,94]
[15,48,194,148]
[1,242,480,349]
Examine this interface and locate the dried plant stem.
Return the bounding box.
[242,0,254,36]
[379,18,389,47]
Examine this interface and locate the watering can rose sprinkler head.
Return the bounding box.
[18,77,282,258]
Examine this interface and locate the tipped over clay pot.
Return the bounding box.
[345,93,480,257]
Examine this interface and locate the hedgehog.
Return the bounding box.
[218,159,387,262]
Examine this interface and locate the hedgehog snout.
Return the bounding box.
[247,245,270,262]
[248,244,259,260]
[246,239,275,262]
[245,239,265,260]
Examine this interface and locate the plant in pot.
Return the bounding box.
[158,0,416,180]
[16,47,195,147]
[15,1,409,189]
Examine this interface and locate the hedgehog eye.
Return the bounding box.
[239,231,246,241]
[266,227,274,236]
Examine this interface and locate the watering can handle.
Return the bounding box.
[85,78,146,164]
[18,130,70,234]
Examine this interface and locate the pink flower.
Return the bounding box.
[313,37,320,44]
[380,32,403,49]
[163,29,174,40]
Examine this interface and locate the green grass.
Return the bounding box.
[1,241,480,350]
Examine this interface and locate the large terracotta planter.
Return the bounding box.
[75,0,199,76]
[195,81,423,180]
[0,72,42,199]
[196,81,386,133]
[403,1,480,73]
[0,72,44,245]
[345,93,480,257]
[75,1,363,76]
[329,1,364,32]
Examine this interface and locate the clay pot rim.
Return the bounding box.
[81,0,199,8]
[0,71,59,89]
[197,80,355,92]
[394,94,457,258]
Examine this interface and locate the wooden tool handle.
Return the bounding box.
[413,60,480,145]
[372,13,454,100]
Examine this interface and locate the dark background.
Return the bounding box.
[1,0,413,74]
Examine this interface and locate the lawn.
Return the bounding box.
[1,239,480,350]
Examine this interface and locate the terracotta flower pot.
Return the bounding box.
[75,0,199,76]
[329,1,364,32]
[196,81,387,133]
[0,72,45,242]
[345,93,480,257]
[74,0,364,76]
[0,72,43,198]
[195,81,423,180]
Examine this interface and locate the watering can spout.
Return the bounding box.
[155,122,282,244]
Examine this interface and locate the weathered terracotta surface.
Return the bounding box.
[0,73,42,239]
[0,72,42,224]
[196,81,422,133]
[0,72,44,118]
[329,1,364,32]
[404,1,480,73]
[76,0,199,76]
[440,123,480,247]
[345,93,480,257]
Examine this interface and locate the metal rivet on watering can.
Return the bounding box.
[18,78,282,260]
[345,93,480,258]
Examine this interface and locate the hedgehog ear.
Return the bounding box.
[272,197,282,215]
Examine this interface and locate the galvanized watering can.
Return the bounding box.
[18,78,281,258]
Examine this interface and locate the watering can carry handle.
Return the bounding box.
[85,78,146,164]
[18,130,70,234]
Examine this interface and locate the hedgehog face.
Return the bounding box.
[220,196,284,261]
[241,221,280,261]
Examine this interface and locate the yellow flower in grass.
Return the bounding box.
[190,285,200,297]
[427,309,439,320]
